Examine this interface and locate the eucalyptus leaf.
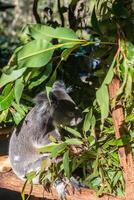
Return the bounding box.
[10,109,23,125]
[63,126,82,138]
[15,77,24,104]
[112,171,122,187]
[96,85,109,124]
[0,88,14,111]
[55,27,80,48]
[2,83,13,96]
[37,143,60,153]
[125,72,132,98]
[26,171,36,183]
[28,24,55,41]
[63,150,70,178]
[83,109,92,132]
[17,40,54,68]
[51,143,67,157]
[0,110,8,122]
[37,142,66,157]
[0,68,26,88]
[55,27,78,41]
[65,138,83,145]
[117,59,128,96]
[12,102,26,117]
[28,64,52,89]
[103,63,114,85]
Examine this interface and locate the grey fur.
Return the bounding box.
[9,81,81,183]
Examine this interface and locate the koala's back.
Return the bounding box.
[9,107,51,179]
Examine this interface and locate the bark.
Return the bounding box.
[108,77,134,200]
[0,156,123,200]
[0,170,124,200]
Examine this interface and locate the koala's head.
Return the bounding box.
[50,81,82,126]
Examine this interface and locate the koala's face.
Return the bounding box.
[53,99,81,126]
[50,81,82,126]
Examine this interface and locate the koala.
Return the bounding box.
[9,81,81,189]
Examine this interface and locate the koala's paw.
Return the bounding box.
[54,177,82,199]
[70,176,81,192]
[54,180,68,200]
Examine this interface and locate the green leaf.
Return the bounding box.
[63,150,70,178]
[27,24,80,43]
[46,85,52,104]
[28,64,52,89]
[91,115,96,131]
[15,77,24,104]
[83,109,93,132]
[108,136,131,147]
[28,24,55,41]
[55,27,78,42]
[17,40,54,68]
[0,68,26,88]
[126,112,134,122]
[112,171,122,187]
[0,110,8,122]
[125,72,132,98]
[37,142,66,157]
[126,42,134,61]
[0,88,14,111]
[65,138,83,145]
[37,143,60,153]
[88,136,96,146]
[55,27,80,48]
[117,59,128,96]
[12,102,26,117]
[11,109,24,125]
[51,143,66,157]
[2,83,13,96]
[26,171,36,183]
[91,7,102,35]
[103,63,114,85]
[116,136,131,146]
[63,126,82,138]
[96,85,109,124]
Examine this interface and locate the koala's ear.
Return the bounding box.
[33,92,48,105]
[52,80,66,91]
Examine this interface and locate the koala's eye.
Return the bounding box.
[68,112,74,117]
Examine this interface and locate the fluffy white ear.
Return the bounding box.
[52,80,66,91]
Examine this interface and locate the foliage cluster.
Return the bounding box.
[0,0,134,197]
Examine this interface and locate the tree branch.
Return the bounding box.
[108,76,134,200]
[33,0,41,23]
[0,156,124,200]
[57,0,64,27]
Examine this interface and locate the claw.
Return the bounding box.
[53,177,83,199]
[43,182,52,193]
[54,180,68,200]
[70,176,81,191]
